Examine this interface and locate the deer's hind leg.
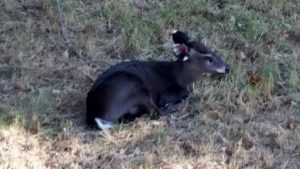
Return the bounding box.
[121,88,161,122]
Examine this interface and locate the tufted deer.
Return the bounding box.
[86,30,229,129]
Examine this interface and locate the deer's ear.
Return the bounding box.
[171,30,190,44]
[173,44,188,56]
[173,44,189,61]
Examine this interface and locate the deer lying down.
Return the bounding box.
[86,30,230,129]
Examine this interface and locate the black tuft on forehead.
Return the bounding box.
[171,30,190,45]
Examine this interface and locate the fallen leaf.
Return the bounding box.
[248,74,261,86]
[242,137,253,150]
[225,144,235,157]
[181,141,197,156]
[30,126,39,135]
[225,157,230,164]
[27,121,39,135]
[0,133,5,142]
[280,98,292,107]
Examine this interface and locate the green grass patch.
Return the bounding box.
[157,127,169,144]
[0,110,22,128]
[260,61,279,92]
[289,70,299,90]
[0,94,54,129]
[0,68,14,78]
[276,38,293,54]
[99,1,164,56]
[235,13,264,41]
[96,0,235,56]
[18,95,53,114]
[244,60,279,101]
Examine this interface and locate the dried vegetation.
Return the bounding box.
[0,0,300,168]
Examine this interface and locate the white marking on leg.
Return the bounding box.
[94,118,113,130]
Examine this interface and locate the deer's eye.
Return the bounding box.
[205,56,213,63]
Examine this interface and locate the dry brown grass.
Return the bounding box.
[0,0,300,168]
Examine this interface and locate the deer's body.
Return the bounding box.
[86,30,229,129]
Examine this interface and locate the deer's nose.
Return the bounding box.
[225,65,230,73]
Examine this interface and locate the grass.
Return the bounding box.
[289,70,299,90]
[0,110,21,127]
[0,0,300,168]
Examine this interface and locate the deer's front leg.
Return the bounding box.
[159,87,188,110]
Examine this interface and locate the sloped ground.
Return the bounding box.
[0,0,300,168]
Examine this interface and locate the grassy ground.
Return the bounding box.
[0,0,300,168]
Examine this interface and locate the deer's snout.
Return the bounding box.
[215,64,230,74]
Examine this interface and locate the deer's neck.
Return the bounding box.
[172,61,200,87]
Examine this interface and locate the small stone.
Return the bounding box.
[52,89,61,94]
[63,50,69,58]
[134,147,141,156]
[240,52,246,59]
[151,121,160,126]
[244,165,255,169]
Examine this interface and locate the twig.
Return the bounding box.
[78,69,95,81]
[291,153,300,157]
[177,113,191,120]
[0,60,111,72]
[0,65,39,70]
